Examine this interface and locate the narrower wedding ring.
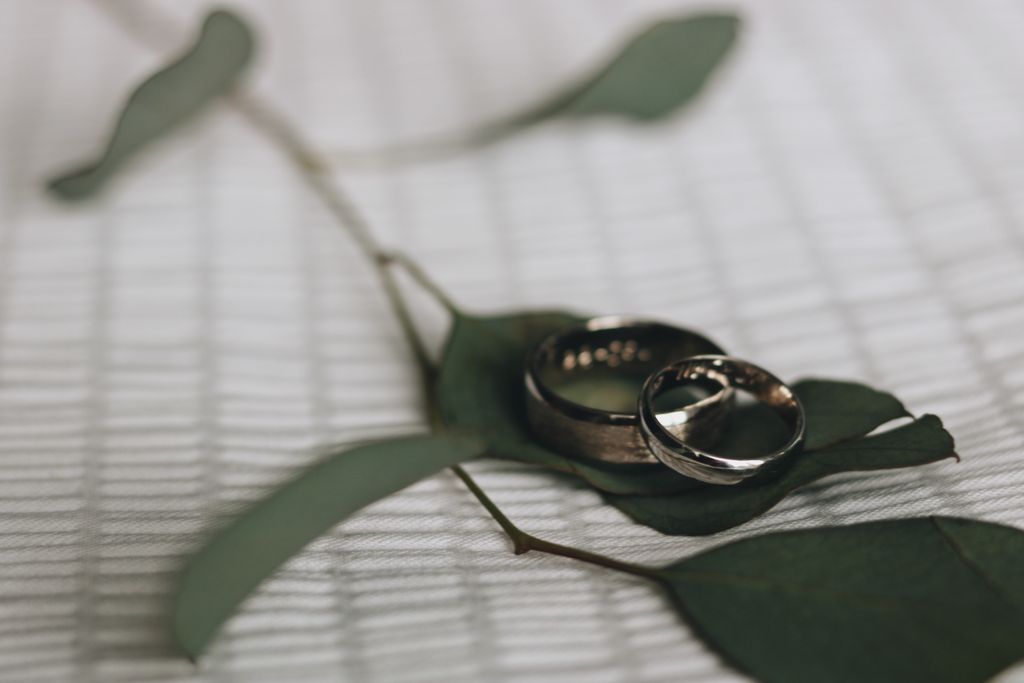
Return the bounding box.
[525,317,732,465]
[638,355,805,485]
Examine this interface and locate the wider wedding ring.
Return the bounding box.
[524,317,733,465]
[639,356,805,485]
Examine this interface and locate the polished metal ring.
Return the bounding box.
[638,355,805,485]
[525,317,733,465]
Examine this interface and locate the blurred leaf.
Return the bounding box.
[516,13,740,124]
[48,10,254,200]
[339,14,741,165]
[659,517,1024,683]
[608,415,955,535]
[435,311,928,499]
[173,434,485,661]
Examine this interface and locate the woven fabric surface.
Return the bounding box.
[1,0,1023,681]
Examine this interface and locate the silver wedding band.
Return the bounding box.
[524,316,733,465]
[638,355,805,485]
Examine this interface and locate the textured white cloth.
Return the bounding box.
[2,0,1024,681]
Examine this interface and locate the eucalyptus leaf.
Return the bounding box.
[607,415,955,535]
[173,434,485,661]
[515,13,740,124]
[339,14,741,165]
[659,517,1024,683]
[796,378,910,450]
[48,10,254,200]
[435,311,927,498]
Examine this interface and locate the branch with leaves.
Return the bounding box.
[46,7,1024,683]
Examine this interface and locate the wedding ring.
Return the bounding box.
[525,317,732,464]
[638,355,805,485]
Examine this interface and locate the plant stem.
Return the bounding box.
[93,0,659,584]
[378,251,460,315]
[229,95,439,387]
[325,121,513,170]
[450,465,660,579]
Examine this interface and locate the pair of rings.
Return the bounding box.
[524,317,805,486]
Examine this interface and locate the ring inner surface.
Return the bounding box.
[536,324,723,414]
[651,360,799,458]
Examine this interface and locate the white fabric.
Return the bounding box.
[2,0,1024,681]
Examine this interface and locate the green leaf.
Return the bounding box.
[47,10,254,200]
[435,311,924,497]
[172,434,485,661]
[607,415,955,535]
[659,517,1024,683]
[516,13,740,124]
[332,14,740,165]
[797,378,910,450]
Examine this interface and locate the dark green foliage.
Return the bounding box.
[659,517,1024,683]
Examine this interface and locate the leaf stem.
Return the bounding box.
[379,251,461,315]
[449,465,528,552]
[450,465,661,579]
[325,121,513,170]
[229,95,438,384]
